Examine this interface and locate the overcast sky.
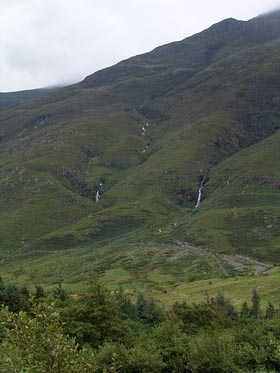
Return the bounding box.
[0,0,279,92]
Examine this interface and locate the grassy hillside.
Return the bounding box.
[0,11,280,292]
[0,87,58,108]
[0,239,276,308]
[174,132,280,262]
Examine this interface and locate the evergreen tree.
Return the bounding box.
[135,293,146,321]
[2,284,30,313]
[53,283,68,301]
[34,285,46,300]
[0,276,5,304]
[144,296,164,325]
[173,301,220,332]
[61,282,127,347]
[240,301,251,319]
[210,293,238,321]
[135,293,164,326]
[265,302,275,319]
[114,287,135,319]
[251,289,261,319]
[20,287,30,299]
[215,292,226,307]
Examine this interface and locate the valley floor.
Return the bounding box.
[0,240,278,309]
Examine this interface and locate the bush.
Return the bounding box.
[0,302,95,372]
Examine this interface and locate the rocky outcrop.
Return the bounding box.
[58,170,96,200]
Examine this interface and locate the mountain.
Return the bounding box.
[0,87,58,108]
[0,11,280,289]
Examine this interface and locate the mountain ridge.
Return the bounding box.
[0,10,279,290]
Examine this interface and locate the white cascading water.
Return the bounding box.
[141,123,149,137]
[195,187,202,209]
[195,177,205,209]
[96,190,100,202]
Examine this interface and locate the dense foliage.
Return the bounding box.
[1,277,280,372]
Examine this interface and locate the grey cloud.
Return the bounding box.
[0,0,279,91]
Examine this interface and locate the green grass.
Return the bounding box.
[101,268,132,284]
[1,243,279,310]
[0,240,275,309]
[147,269,176,284]
[157,267,280,310]
[0,241,224,291]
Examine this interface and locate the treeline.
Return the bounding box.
[1,277,280,372]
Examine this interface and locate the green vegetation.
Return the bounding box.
[0,304,95,372]
[0,87,57,108]
[1,240,276,307]
[1,14,280,370]
[1,278,280,372]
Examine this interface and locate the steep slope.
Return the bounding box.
[0,87,58,108]
[174,130,280,262]
[0,11,279,267]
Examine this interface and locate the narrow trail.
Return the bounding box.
[209,253,230,278]
[175,240,229,278]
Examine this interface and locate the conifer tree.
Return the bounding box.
[241,301,251,319]
[265,302,275,319]
[251,289,261,319]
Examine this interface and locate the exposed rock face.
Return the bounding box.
[164,168,177,175]
[250,175,280,190]
[137,106,169,122]
[58,170,96,200]
[81,147,102,158]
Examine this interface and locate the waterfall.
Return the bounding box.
[195,187,202,209]
[96,190,100,202]
[95,178,104,202]
[141,123,149,137]
[142,144,150,154]
[195,177,206,209]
